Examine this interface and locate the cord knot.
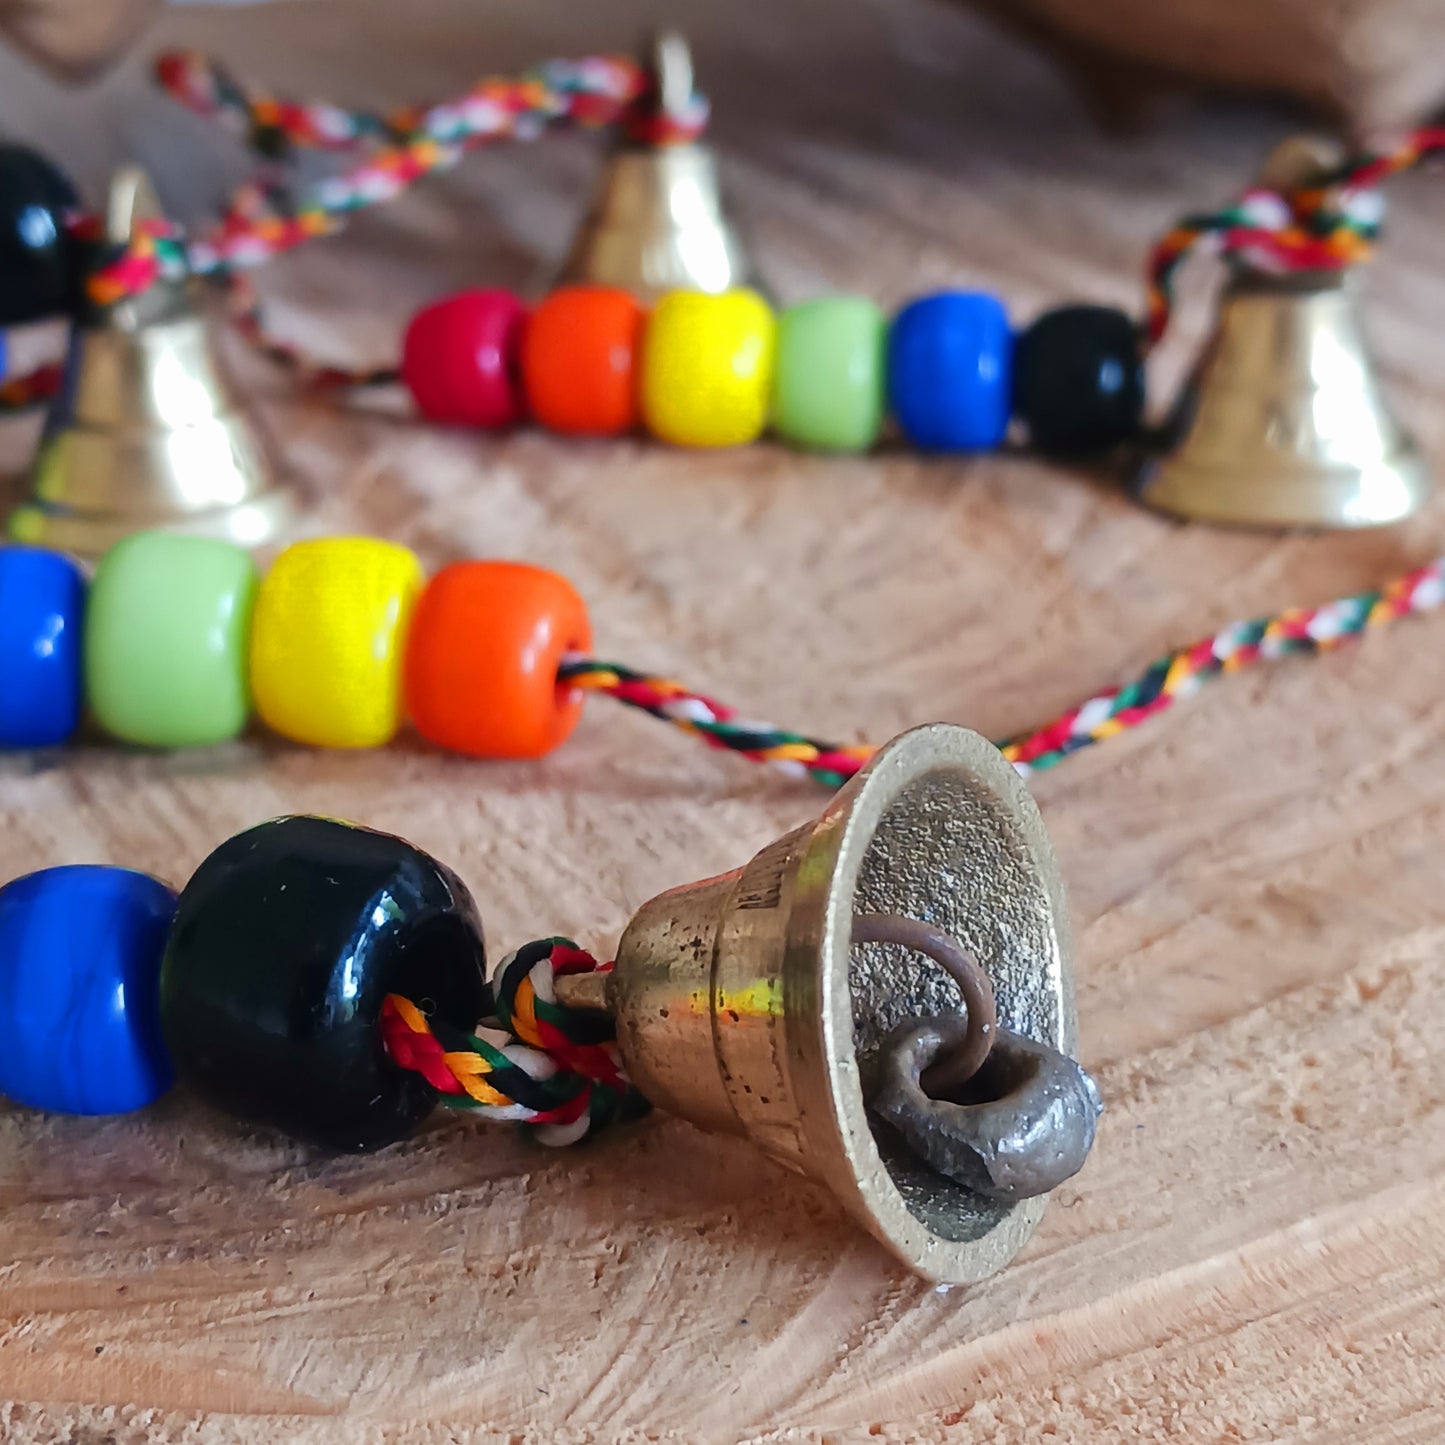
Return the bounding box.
[381,937,646,1147]
[1145,127,1445,345]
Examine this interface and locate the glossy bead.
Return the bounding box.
[888,291,1013,452]
[85,533,258,749]
[406,561,592,759]
[401,288,528,428]
[772,297,888,453]
[0,865,176,1114]
[0,145,78,327]
[1013,304,1145,457]
[250,537,424,749]
[159,815,487,1151]
[521,285,645,437]
[0,546,85,748]
[640,289,775,447]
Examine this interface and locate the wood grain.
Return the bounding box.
[1,1,1444,1439]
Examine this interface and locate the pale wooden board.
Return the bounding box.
[2,1,1445,1440]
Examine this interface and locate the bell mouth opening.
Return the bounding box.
[818,724,1074,1278]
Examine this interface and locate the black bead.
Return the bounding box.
[160,816,488,1152]
[0,144,80,327]
[1013,305,1145,458]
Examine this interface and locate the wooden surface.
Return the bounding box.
[3,2,1445,1440]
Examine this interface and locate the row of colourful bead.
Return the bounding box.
[0,532,590,758]
[0,813,506,1146]
[402,286,1146,458]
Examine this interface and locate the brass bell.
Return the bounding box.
[7,167,296,555]
[1135,138,1431,529]
[556,723,1095,1284]
[554,31,759,300]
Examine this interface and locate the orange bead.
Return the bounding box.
[520,286,645,437]
[405,561,592,759]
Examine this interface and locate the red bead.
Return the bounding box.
[401,288,528,428]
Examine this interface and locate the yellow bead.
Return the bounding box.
[250,538,424,749]
[640,289,775,447]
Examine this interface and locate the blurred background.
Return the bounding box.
[3,0,1445,484]
[9,0,1445,389]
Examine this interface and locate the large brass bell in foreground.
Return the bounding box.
[1135,138,1431,529]
[554,31,758,300]
[556,724,1096,1283]
[8,167,296,555]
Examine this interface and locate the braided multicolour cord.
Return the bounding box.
[377,553,1445,1144]
[559,554,1445,786]
[0,363,64,410]
[0,49,704,408]
[1144,126,1445,345]
[154,49,708,156]
[380,937,644,1145]
[91,51,695,308]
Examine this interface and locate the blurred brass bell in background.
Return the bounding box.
[555,31,759,301]
[1135,137,1431,529]
[8,167,296,556]
[556,724,1088,1284]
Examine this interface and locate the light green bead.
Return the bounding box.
[85,532,258,748]
[771,297,888,453]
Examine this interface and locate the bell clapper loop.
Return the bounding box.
[851,913,998,1092]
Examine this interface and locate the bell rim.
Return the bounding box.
[1135,442,1433,530]
[5,483,300,557]
[794,721,1076,1283]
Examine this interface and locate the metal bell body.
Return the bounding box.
[554,33,756,301]
[1135,269,1431,529]
[555,141,754,300]
[7,168,294,556]
[569,724,1077,1284]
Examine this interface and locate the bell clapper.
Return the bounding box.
[868,1015,1103,1204]
[851,912,1101,1203]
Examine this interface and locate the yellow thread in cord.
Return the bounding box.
[511,979,541,1046]
[763,748,816,764]
[390,994,429,1033]
[443,1050,493,1078]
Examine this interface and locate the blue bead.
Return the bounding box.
[0,865,177,1114]
[0,329,8,380]
[0,546,85,747]
[888,291,1013,452]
